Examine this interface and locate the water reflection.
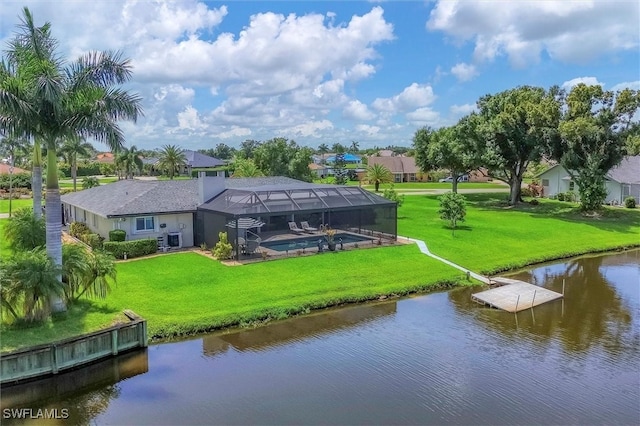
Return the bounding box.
[0,349,148,425]
[203,302,397,357]
[449,250,639,358]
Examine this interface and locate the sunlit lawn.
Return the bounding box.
[398,194,640,274]
[1,246,465,350]
[0,198,32,213]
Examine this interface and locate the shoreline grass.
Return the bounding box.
[2,193,639,352]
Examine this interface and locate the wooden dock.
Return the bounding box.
[471,278,563,313]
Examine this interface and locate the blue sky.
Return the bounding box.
[1,1,638,151]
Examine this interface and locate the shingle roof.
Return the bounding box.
[0,163,28,174]
[61,179,200,217]
[607,156,640,184]
[367,156,419,173]
[183,150,225,168]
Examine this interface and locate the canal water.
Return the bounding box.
[2,250,638,425]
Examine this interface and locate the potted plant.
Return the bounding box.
[325,228,337,251]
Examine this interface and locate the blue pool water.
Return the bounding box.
[261,233,374,252]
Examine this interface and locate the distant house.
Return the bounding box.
[537,156,640,205]
[366,156,426,183]
[147,150,226,177]
[0,163,28,174]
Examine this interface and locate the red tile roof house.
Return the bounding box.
[366,156,428,183]
[0,163,28,174]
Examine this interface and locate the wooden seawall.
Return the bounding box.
[0,310,147,386]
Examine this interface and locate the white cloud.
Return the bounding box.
[450,63,478,82]
[176,106,208,132]
[343,101,376,121]
[427,0,639,66]
[406,107,441,126]
[279,120,334,138]
[372,83,436,114]
[561,77,604,91]
[216,126,252,139]
[355,124,380,136]
[610,81,640,92]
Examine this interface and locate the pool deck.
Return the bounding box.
[471,278,563,313]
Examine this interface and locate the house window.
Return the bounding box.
[92,213,97,227]
[135,216,155,232]
[541,179,549,187]
[569,181,575,191]
[408,173,417,182]
[394,174,402,183]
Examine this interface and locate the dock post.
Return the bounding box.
[531,289,537,309]
[514,295,520,312]
[562,279,565,296]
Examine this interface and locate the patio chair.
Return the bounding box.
[289,222,305,234]
[245,239,261,255]
[300,221,318,233]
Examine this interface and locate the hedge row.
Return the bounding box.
[103,239,157,259]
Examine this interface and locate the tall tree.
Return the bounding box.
[331,142,346,153]
[350,140,360,153]
[0,8,142,312]
[60,135,94,191]
[366,163,393,192]
[115,145,143,179]
[467,86,561,205]
[253,138,313,182]
[231,157,263,178]
[413,122,480,193]
[317,143,329,156]
[158,144,186,179]
[558,84,639,211]
[331,144,348,185]
[237,139,261,159]
[212,143,236,160]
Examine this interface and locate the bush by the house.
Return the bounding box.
[103,239,157,259]
[212,232,233,260]
[0,172,32,190]
[109,229,127,242]
[69,221,91,239]
[624,196,636,209]
[80,233,104,249]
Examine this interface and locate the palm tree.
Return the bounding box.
[3,207,45,251]
[158,144,186,179]
[32,141,43,219]
[0,8,143,312]
[60,136,94,191]
[366,163,393,192]
[115,145,143,179]
[1,249,63,321]
[350,140,360,153]
[62,244,116,302]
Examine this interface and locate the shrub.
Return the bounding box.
[438,192,467,236]
[69,222,91,238]
[103,239,157,259]
[382,184,405,207]
[109,229,127,242]
[82,176,100,189]
[80,233,104,249]
[624,196,636,209]
[556,192,565,201]
[212,232,233,260]
[520,187,534,198]
[529,199,540,206]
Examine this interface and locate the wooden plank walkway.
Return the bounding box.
[471,279,563,313]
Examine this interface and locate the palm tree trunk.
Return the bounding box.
[72,156,77,192]
[45,145,66,312]
[32,140,43,219]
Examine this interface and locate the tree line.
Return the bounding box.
[413,85,639,210]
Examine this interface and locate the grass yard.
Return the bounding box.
[398,194,640,274]
[0,246,465,351]
[0,219,10,260]
[0,198,32,213]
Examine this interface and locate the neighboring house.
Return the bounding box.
[94,152,115,164]
[61,175,397,258]
[468,168,492,183]
[366,156,426,183]
[0,163,28,174]
[537,156,640,205]
[309,163,329,179]
[181,150,225,176]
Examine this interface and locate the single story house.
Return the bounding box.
[537,156,640,205]
[61,175,397,258]
[366,156,427,183]
[147,150,225,177]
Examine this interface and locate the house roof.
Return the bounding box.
[183,150,225,168]
[61,179,200,217]
[367,156,419,174]
[607,156,640,184]
[0,163,28,174]
[537,156,640,184]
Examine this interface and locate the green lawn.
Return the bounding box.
[0,198,32,213]
[0,246,465,351]
[0,219,10,260]
[398,194,640,274]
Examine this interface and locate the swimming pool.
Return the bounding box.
[261,233,374,252]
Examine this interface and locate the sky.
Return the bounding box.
[1,0,639,152]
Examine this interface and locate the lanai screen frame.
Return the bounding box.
[196,184,397,259]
